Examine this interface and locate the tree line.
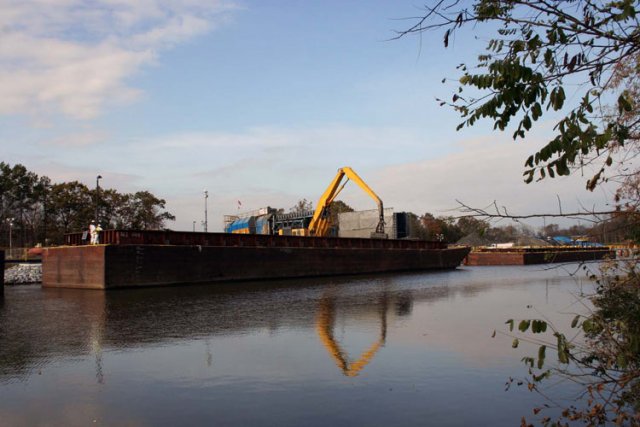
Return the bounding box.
[410,212,638,245]
[0,162,175,247]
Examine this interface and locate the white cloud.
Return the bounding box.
[47,130,108,147]
[370,134,619,227]
[6,123,624,231]
[130,128,625,230]
[0,0,235,119]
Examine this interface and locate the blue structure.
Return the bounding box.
[224,213,274,235]
[551,236,603,247]
[225,217,256,234]
[552,236,575,245]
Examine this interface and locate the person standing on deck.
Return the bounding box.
[95,224,103,244]
[89,221,96,244]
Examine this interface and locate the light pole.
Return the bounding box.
[95,175,102,224]
[203,190,209,233]
[6,217,14,252]
[43,182,48,246]
[193,221,196,232]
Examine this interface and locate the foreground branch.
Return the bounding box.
[454,199,623,224]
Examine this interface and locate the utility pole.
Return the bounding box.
[43,182,48,246]
[193,221,196,232]
[204,190,209,233]
[6,217,14,252]
[96,175,102,224]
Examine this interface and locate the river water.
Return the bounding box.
[0,265,595,426]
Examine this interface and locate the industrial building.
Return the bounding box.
[224,206,414,239]
[338,209,411,239]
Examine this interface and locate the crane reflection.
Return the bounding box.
[316,291,388,377]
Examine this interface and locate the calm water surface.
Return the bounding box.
[0,265,594,426]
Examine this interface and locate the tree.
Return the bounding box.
[457,216,489,236]
[420,213,443,240]
[290,198,314,214]
[542,223,560,237]
[97,189,128,229]
[504,258,640,426]
[396,0,640,191]
[419,213,464,241]
[47,181,94,241]
[396,2,640,423]
[329,200,354,227]
[0,163,176,245]
[406,212,429,240]
[118,191,176,230]
[0,162,45,246]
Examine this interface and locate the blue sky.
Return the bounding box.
[1,0,617,231]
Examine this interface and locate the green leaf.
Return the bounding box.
[506,319,515,332]
[532,370,550,382]
[518,320,531,332]
[584,319,593,332]
[531,320,539,333]
[532,320,547,333]
[618,93,632,112]
[538,320,547,332]
[556,87,565,109]
[556,334,569,364]
[524,170,534,184]
[537,345,546,369]
[570,315,580,328]
[547,166,555,178]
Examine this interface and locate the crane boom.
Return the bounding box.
[307,167,386,238]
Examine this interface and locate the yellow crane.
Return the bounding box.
[306,167,387,238]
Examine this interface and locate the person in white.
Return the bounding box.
[89,221,97,244]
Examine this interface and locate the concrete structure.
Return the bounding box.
[464,247,614,266]
[43,231,470,290]
[338,208,396,239]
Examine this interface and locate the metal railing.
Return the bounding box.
[64,229,448,250]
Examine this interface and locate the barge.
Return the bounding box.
[42,230,470,290]
[464,246,614,266]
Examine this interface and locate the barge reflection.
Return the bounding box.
[0,272,489,383]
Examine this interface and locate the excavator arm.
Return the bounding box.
[307,167,386,238]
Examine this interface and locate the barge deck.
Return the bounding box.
[43,231,470,290]
[464,246,614,266]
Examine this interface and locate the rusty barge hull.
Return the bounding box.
[43,231,470,290]
[1,249,4,291]
[464,247,614,266]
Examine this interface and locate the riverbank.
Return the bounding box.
[4,263,42,284]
